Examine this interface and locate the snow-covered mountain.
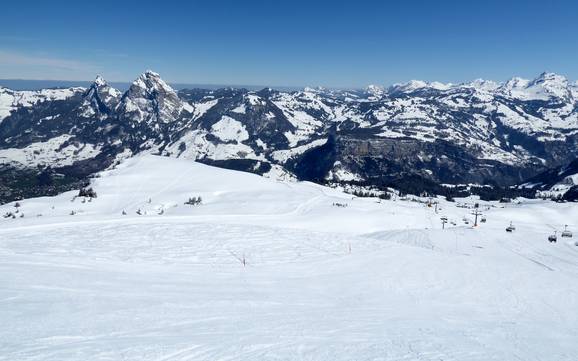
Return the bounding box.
[498,72,573,101]
[78,75,122,119]
[0,85,82,122]
[1,71,578,202]
[116,70,188,125]
[522,157,578,201]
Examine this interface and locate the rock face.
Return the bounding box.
[79,75,122,119]
[117,70,184,125]
[1,71,578,202]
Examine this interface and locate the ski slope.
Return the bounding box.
[1,155,578,361]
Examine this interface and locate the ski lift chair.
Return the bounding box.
[561,225,573,238]
[548,233,557,243]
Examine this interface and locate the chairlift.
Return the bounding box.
[548,231,557,243]
[561,225,573,238]
[481,217,487,223]
[506,221,515,232]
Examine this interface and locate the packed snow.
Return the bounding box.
[1,155,578,361]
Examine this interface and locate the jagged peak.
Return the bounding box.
[503,76,530,89]
[531,71,568,86]
[132,70,175,94]
[85,75,121,99]
[365,84,385,95]
[503,73,567,87]
[94,75,107,87]
[144,69,160,77]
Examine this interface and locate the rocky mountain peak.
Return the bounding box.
[118,71,183,124]
[78,76,121,118]
[131,70,175,94]
[94,75,107,87]
[365,84,385,97]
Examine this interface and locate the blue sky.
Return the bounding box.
[1,0,577,88]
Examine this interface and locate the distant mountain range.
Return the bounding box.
[1,70,577,203]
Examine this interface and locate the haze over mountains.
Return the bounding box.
[0,79,295,92]
[1,70,578,203]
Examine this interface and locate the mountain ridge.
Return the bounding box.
[1,70,578,203]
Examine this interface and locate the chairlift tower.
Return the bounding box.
[471,205,482,227]
[441,216,448,229]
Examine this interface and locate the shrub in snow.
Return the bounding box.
[378,193,392,200]
[78,187,97,198]
[184,196,202,206]
[332,202,348,208]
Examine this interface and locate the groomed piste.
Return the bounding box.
[1,155,577,360]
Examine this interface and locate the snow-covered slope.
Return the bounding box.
[0,134,102,167]
[1,155,577,360]
[0,86,82,122]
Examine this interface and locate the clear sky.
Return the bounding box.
[1,0,577,88]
